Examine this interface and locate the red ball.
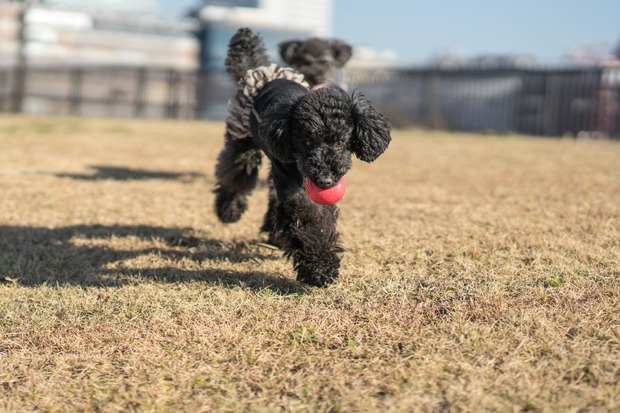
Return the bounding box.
[304,177,346,205]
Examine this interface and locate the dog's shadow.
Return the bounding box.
[55,165,205,182]
[0,225,305,295]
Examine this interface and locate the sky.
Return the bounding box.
[158,0,620,65]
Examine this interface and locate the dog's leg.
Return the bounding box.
[260,171,282,246]
[214,132,262,223]
[275,189,343,287]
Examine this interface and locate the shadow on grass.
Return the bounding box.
[55,165,205,182]
[0,225,304,295]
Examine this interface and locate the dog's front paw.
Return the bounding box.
[215,187,248,223]
[295,255,340,287]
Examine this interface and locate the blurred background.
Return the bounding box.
[1,0,619,138]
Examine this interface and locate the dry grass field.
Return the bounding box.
[0,116,619,412]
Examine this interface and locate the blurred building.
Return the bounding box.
[194,0,333,70]
[0,2,21,66]
[0,0,199,69]
[48,0,158,13]
[191,0,333,117]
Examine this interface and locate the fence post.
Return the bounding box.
[0,71,6,111]
[11,67,26,113]
[166,69,180,119]
[195,70,210,120]
[69,68,83,116]
[11,2,30,114]
[422,72,442,129]
[542,72,562,136]
[135,68,147,118]
[191,71,200,120]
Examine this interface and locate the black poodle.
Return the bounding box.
[279,37,352,88]
[214,28,391,287]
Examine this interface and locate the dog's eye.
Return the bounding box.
[334,140,345,149]
[304,140,313,149]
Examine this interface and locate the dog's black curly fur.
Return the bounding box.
[279,37,352,87]
[215,28,391,287]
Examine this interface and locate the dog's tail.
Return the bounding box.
[225,27,270,83]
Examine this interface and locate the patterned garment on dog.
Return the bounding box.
[226,63,309,142]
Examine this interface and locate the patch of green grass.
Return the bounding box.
[546,273,565,288]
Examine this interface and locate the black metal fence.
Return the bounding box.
[0,67,214,119]
[1,65,619,139]
[345,67,620,139]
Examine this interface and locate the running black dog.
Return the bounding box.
[214,28,391,287]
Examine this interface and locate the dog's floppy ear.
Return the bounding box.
[330,40,353,68]
[279,40,302,65]
[257,97,298,163]
[350,93,391,162]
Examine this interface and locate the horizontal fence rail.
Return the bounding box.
[1,65,619,139]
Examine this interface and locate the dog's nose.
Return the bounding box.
[316,177,334,188]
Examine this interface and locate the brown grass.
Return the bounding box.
[0,116,619,412]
